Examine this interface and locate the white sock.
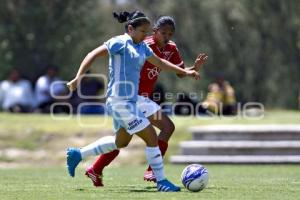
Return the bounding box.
[80,136,117,159]
[145,146,165,182]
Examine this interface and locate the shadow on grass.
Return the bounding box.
[73,186,157,193]
[129,189,157,193]
[75,188,85,191]
[144,186,157,189]
[129,186,158,193]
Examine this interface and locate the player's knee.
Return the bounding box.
[145,139,158,147]
[115,137,130,148]
[145,134,158,147]
[169,121,175,134]
[142,133,157,147]
[115,140,129,148]
[162,120,175,135]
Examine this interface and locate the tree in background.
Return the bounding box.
[0,0,116,81]
[137,0,300,108]
[0,0,299,108]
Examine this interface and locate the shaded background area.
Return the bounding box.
[0,0,299,108]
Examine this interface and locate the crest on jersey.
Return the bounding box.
[162,51,173,60]
[147,67,160,79]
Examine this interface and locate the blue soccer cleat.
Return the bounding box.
[66,147,82,177]
[157,179,181,192]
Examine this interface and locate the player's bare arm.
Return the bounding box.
[177,53,208,78]
[67,45,108,91]
[147,54,200,80]
[190,53,208,71]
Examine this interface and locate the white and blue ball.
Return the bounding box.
[181,164,209,192]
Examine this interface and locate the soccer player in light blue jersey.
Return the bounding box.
[66,10,200,192]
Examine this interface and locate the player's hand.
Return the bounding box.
[66,78,79,92]
[193,53,208,71]
[186,69,200,80]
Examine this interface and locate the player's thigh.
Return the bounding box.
[148,110,175,134]
[115,127,133,148]
[135,124,158,147]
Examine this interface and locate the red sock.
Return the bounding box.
[147,139,168,171]
[93,149,120,175]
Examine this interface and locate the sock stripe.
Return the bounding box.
[93,148,99,155]
[95,147,100,154]
[97,146,104,154]
[80,136,117,159]
[103,144,111,152]
[145,146,165,182]
[151,163,163,168]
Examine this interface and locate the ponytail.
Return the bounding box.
[113,10,150,32]
[113,11,130,23]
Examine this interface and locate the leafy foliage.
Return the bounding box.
[0,0,299,108]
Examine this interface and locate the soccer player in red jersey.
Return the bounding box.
[85,15,208,187]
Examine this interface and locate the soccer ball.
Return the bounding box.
[181,164,209,192]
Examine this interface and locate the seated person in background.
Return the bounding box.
[0,68,35,113]
[70,70,105,115]
[174,93,197,116]
[151,83,166,105]
[202,75,236,115]
[150,83,173,115]
[35,65,67,113]
[299,89,300,110]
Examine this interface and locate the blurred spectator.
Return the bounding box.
[151,83,166,105]
[150,83,173,115]
[0,69,36,113]
[174,93,197,116]
[70,71,105,114]
[299,89,300,110]
[202,75,237,115]
[35,65,68,113]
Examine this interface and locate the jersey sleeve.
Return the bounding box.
[170,46,184,68]
[144,43,154,58]
[104,37,125,55]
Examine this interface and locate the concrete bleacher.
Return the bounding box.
[170,125,300,164]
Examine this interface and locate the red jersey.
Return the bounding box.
[138,35,184,96]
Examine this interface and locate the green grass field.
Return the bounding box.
[0,165,300,200]
[1,111,300,199]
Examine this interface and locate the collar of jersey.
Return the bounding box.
[124,33,133,42]
[124,33,142,46]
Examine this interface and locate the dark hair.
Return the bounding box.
[154,16,175,31]
[113,11,150,32]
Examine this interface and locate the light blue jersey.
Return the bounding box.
[105,33,154,102]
